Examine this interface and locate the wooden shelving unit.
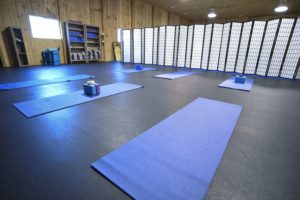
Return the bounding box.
[65,21,101,64]
[3,27,28,66]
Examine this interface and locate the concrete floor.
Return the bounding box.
[0,62,299,200]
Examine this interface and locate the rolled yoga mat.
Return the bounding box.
[92,97,242,200]
[122,68,156,73]
[153,71,197,80]
[218,76,254,91]
[13,82,143,118]
[0,74,95,90]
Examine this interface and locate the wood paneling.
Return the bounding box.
[153,6,168,26]
[168,13,181,25]
[181,18,190,25]
[0,0,64,67]
[132,0,152,28]
[0,0,192,67]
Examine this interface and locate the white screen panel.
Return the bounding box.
[133,29,142,63]
[177,26,188,67]
[122,30,131,63]
[141,29,145,63]
[209,24,223,70]
[191,25,204,68]
[153,27,158,64]
[165,26,176,66]
[173,26,179,66]
[281,18,300,79]
[185,25,194,67]
[158,26,166,65]
[144,28,153,64]
[236,22,252,73]
[218,23,230,71]
[257,19,279,76]
[245,21,266,74]
[226,23,242,72]
[268,18,294,77]
[201,24,212,69]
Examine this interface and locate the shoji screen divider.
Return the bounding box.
[153,27,158,65]
[218,23,231,71]
[158,26,166,65]
[176,25,188,67]
[201,24,212,69]
[121,29,132,63]
[267,18,295,77]
[245,21,266,74]
[278,19,297,78]
[257,19,280,76]
[191,25,204,69]
[209,23,223,70]
[225,22,242,72]
[144,28,154,64]
[280,18,300,79]
[165,26,176,66]
[133,29,142,63]
[236,21,253,73]
[121,17,300,79]
[185,25,194,68]
[173,26,179,66]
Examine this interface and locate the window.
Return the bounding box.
[29,15,62,39]
[117,29,122,42]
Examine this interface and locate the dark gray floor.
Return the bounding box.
[0,62,299,200]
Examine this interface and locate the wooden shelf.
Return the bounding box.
[65,22,102,63]
[69,28,84,32]
[4,27,28,66]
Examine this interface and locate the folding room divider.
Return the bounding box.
[121,17,300,79]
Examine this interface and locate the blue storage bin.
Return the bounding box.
[69,31,81,36]
[87,32,97,38]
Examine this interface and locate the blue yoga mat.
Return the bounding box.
[0,74,94,90]
[153,71,197,79]
[122,68,156,73]
[13,82,143,118]
[92,97,242,200]
[218,76,254,91]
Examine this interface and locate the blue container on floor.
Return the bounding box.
[42,49,60,66]
[235,75,246,84]
[135,65,143,70]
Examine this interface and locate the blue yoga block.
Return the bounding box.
[235,75,246,84]
[135,65,143,70]
[84,84,100,96]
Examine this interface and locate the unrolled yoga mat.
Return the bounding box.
[13,82,143,118]
[0,74,94,90]
[218,76,254,91]
[92,97,242,200]
[122,68,156,73]
[153,71,197,80]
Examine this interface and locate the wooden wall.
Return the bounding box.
[0,0,190,67]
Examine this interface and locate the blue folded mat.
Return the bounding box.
[92,97,242,200]
[0,74,94,90]
[218,76,254,91]
[13,82,143,118]
[122,68,156,73]
[153,71,197,80]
